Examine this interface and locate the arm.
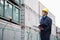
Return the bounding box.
[44,19,52,31]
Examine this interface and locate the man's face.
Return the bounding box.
[42,11,47,16]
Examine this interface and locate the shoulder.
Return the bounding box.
[47,16,52,22]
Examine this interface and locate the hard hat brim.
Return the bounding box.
[42,10,48,13]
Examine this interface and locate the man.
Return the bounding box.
[39,8,52,40]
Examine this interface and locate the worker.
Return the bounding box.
[38,8,52,40]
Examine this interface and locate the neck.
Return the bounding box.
[43,15,47,16]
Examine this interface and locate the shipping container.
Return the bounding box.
[0,0,57,40]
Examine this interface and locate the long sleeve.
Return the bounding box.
[44,19,52,31]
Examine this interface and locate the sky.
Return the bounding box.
[39,0,60,28]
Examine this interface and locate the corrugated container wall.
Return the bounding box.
[24,0,39,14]
[25,5,40,27]
[24,0,40,27]
[20,0,40,40]
[0,0,21,40]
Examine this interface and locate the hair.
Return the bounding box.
[42,10,48,14]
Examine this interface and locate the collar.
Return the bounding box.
[42,15,47,18]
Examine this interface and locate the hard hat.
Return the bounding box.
[42,8,48,13]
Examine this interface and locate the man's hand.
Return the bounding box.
[40,27,44,30]
[38,25,44,30]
